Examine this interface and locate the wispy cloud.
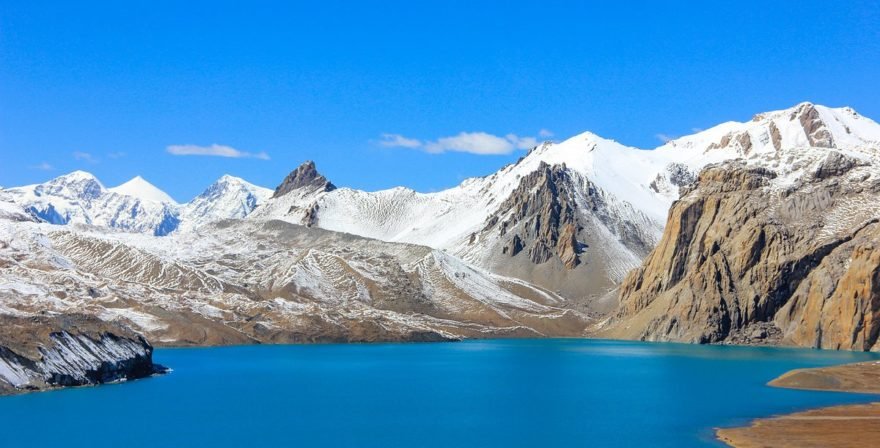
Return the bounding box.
[655,133,676,143]
[166,144,270,160]
[378,134,422,148]
[73,151,98,163]
[538,129,554,138]
[107,151,126,159]
[379,131,543,155]
[31,162,54,171]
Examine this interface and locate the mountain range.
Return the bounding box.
[2,102,880,393]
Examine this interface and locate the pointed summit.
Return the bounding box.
[272,161,336,198]
[216,174,243,184]
[109,176,177,204]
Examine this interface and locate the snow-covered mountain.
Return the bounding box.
[0,172,273,236]
[0,172,180,235]
[0,215,586,351]
[177,175,272,232]
[2,101,880,391]
[3,102,878,298]
[0,170,104,225]
[251,102,880,298]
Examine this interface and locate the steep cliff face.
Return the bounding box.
[479,162,583,269]
[0,315,163,395]
[604,154,880,350]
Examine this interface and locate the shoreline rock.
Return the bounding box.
[716,361,880,447]
[0,315,166,396]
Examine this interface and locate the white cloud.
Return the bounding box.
[73,151,98,163]
[166,144,270,160]
[426,132,517,155]
[378,134,422,148]
[539,129,554,138]
[107,151,126,159]
[655,133,675,143]
[31,162,54,171]
[380,131,542,155]
[505,134,539,150]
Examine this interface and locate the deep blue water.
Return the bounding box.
[2,339,879,447]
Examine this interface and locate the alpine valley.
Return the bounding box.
[2,102,880,394]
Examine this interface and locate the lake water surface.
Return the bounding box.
[2,339,878,447]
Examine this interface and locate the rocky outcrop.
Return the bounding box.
[813,151,864,180]
[480,162,583,269]
[707,131,754,154]
[0,315,164,395]
[302,202,320,227]
[794,102,835,148]
[604,155,880,350]
[272,161,336,198]
[649,163,697,195]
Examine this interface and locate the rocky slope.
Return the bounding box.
[602,150,880,349]
[0,212,588,350]
[0,314,162,395]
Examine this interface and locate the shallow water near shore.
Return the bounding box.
[2,339,878,447]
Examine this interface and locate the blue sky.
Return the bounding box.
[1,1,878,201]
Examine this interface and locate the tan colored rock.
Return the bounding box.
[794,102,835,148]
[603,156,880,350]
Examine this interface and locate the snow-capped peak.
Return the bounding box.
[56,170,101,183]
[109,176,177,204]
[196,174,271,200]
[216,174,244,185]
[176,174,272,231]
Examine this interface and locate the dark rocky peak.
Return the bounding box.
[272,161,336,198]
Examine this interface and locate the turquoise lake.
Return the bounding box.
[1,339,878,447]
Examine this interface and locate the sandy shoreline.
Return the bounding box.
[717,360,880,447]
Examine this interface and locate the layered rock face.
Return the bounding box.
[0,315,162,395]
[468,161,661,304]
[605,154,880,350]
[480,162,582,269]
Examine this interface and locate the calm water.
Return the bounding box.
[2,339,878,447]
